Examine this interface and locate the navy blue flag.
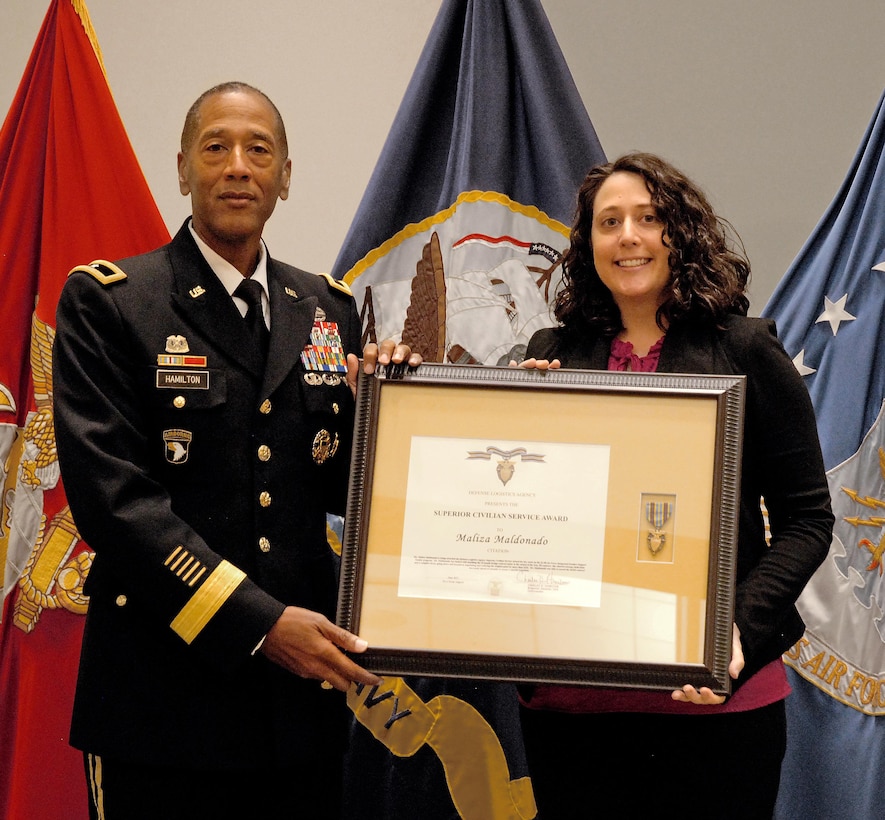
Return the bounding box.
[333,1,605,817]
[332,0,604,369]
[763,88,885,820]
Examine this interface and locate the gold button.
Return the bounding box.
[259,491,272,508]
[259,399,272,415]
[115,595,127,607]
[259,537,271,553]
[258,445,271,462]
[332,402,340,415]
[173,396,186,408]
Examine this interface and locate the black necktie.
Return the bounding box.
[234,278,269,360]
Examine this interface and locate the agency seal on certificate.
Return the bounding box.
[337,363,745,694]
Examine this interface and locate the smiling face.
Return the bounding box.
[177,89,291,266]
[590,171,671,315]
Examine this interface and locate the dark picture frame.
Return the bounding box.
[337,363,745,694]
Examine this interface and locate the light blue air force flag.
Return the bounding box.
[764,87,885,820]
[333,1,606,818]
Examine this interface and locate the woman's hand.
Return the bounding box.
[509,357,561,371]
[671,623,744,705]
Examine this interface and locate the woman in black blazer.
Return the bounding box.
[518,153,833,819]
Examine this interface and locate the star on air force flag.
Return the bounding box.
[764,86,885,820]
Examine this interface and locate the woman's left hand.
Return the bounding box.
[509,356,561,371]
[671,623,744,705]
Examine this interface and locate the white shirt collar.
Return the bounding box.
[188,220,269,321]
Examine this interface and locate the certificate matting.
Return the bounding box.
[338,363,745,693]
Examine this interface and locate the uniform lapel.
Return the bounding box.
[167,225,265,375]
[263,262,318,396]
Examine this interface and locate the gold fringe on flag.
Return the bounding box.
[70,0,107,79]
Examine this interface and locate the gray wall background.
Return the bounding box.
[2,1,882,313]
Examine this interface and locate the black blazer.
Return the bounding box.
[527,315,834,685]
[53,223,360,767]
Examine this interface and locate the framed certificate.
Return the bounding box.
[337,363,745,694]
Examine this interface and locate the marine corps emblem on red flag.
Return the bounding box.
[0,2,170,816]
[1,314,92,632]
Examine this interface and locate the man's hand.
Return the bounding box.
[260,606,382,692]
[671,623,744,706]
[347,341,422,396]
[363,340,422,374]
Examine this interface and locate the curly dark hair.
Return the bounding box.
[555,152,750,336]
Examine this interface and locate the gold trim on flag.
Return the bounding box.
[71,0,108,79]
[342,189,569,284]
[348,677,536,819]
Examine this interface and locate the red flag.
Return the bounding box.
[0,2,169,817]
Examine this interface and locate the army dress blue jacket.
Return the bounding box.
[53,222,360,768]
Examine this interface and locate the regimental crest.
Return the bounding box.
[165,335,190,353]
[466,446,545,486]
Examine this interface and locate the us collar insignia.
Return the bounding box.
[285,286,298,298]
[189,285,206,298]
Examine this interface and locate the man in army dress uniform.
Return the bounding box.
[52,81,417,819]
